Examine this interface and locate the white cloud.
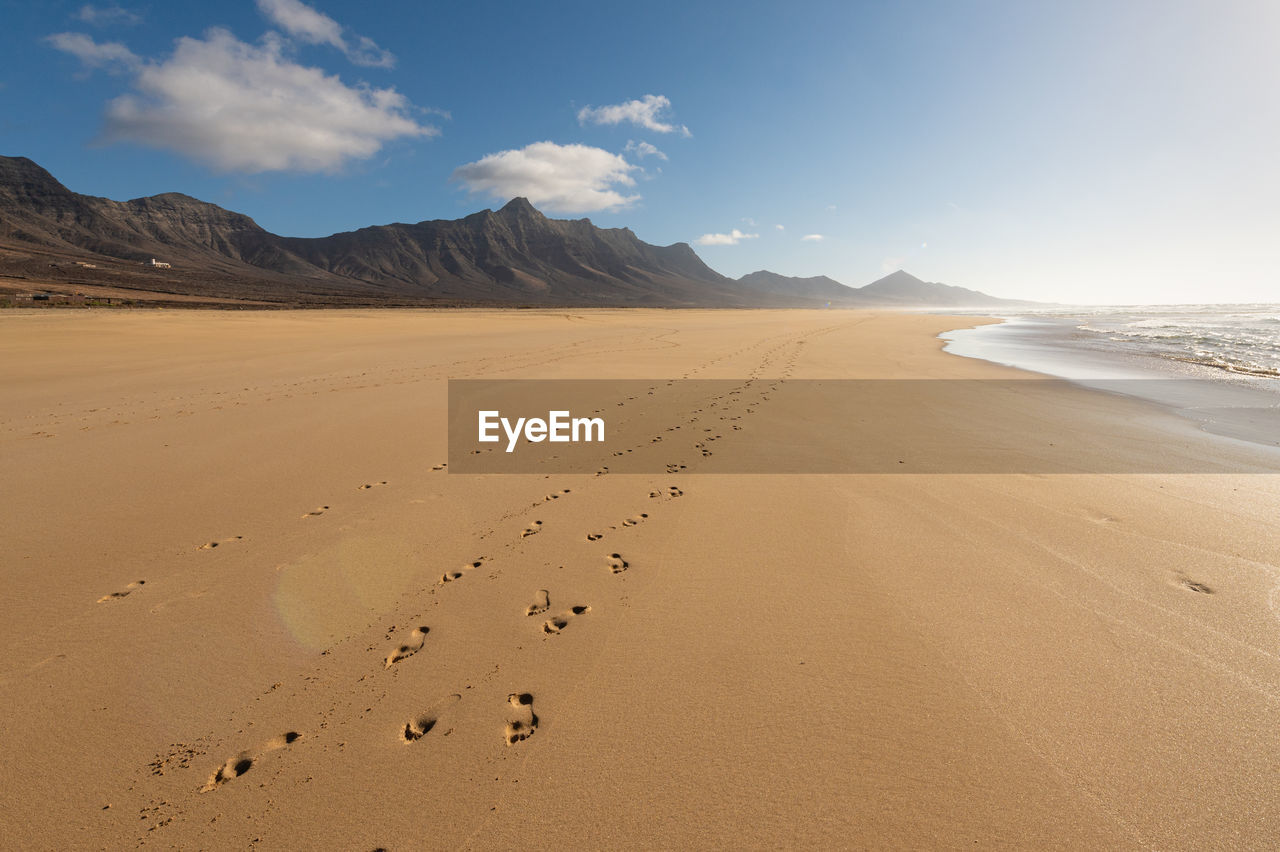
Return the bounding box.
[452,141,639,213]
[74,4,142,26]
[624,140,667,160]
[346,34,394,68]
[578,94,690,136]
[801,234,825,242]
[825,204,837,211]
[775,224,785,230]
[92,28,432,172]
[47,32,140,72]
[695,229,758,246]
[257,0,341,47]
[256,0,395,68]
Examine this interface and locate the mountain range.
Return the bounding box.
[0,155,1027,308]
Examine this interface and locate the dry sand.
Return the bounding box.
[2,308,1279,849]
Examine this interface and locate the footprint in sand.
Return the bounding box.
[586,532,604,542]
[526,589,551,616]
[441,558,485,584]
[649,485,684,499]
[621,513,648,527]
[521,521,543,538]
[97,580,145,603]
[385,625,430,668]
[1177,576,1215,595]
[543,605,590,634]
[198,535,243,550]
[358,481,388,490]
[504,693,538,745]
[201,731,302,792]
[302,505,330,518]
[543,489,572,502]
[606,553,629,574]
[431,463,447,471]
[401,694,461,743]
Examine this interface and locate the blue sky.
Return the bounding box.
[2,0,1277,303]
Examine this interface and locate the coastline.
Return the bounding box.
[3,308,1280,848]
[942,313,1280,451]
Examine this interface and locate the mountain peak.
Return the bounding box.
[737,269,854,301]
[858,269,1020,306]
[0,154,74,197]
[873,269,925,285]
[0,155,54,178]
[498,197,543,218]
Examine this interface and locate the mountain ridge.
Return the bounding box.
[737,268,1034,307]
[0,155,1024,308]
[1,155,761,305]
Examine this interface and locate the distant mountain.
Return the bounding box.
[856,269,1030,306]
[737,270,856,302]
[739,267,1034,308]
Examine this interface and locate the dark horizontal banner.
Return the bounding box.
[447,379,1280,474]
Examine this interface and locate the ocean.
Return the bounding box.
[939,304,1280,451]
[1066,305,1280,378]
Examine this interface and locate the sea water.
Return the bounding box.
[939,304,1280,451]
[1071,304,1280,378]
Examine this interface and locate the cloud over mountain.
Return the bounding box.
[451,141,640,214]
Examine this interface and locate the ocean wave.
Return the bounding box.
[1072,305,1280,380]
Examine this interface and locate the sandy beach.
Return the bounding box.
[3,308,1280,849]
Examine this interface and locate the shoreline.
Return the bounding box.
[941,313,1280,451]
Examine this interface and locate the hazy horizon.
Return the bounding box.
[4,0,1277,304]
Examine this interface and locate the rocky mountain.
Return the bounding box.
[0,155,754,306]
[739,268,1031,307]
[0,156,318,279]
[1,155,1027,308]
[737,270,857,302]
[856,269,1028,306]
[273,197,743,305]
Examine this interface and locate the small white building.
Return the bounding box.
[145,258,172,269]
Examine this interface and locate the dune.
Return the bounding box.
[1,308,1278,849]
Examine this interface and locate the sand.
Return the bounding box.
[2,308,1279,849]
